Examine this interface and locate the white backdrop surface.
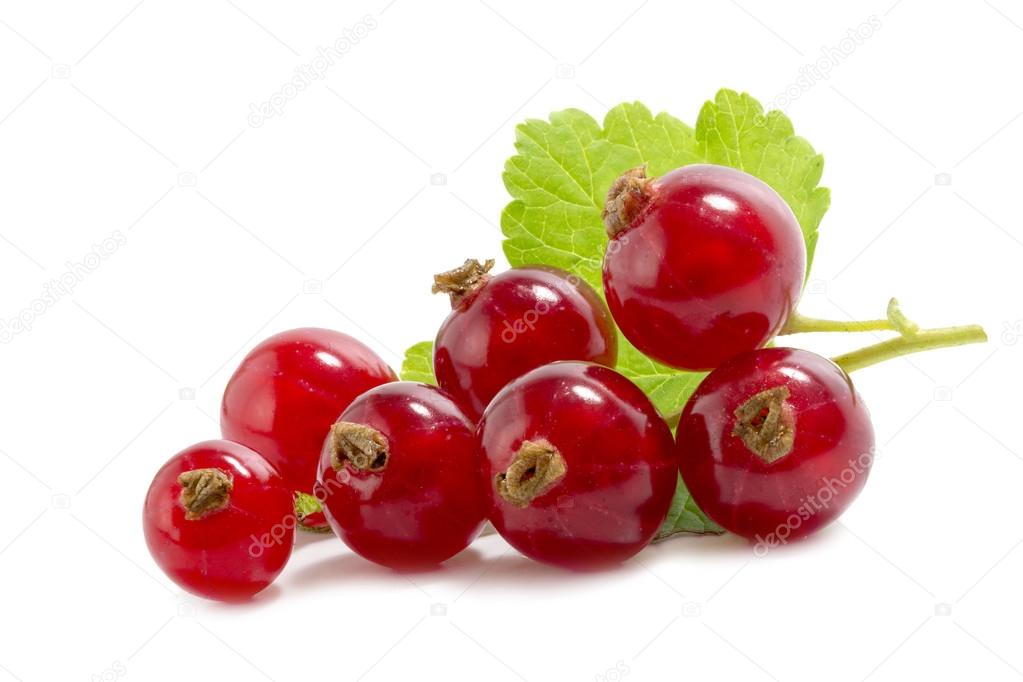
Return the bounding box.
[1,1,1021,680]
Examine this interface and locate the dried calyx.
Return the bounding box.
[732,386,795,464]
[178,468,233,520]
[603,166,654,237]
[330,421,389,472]
[432,258,495,308]
[495,440,567,508]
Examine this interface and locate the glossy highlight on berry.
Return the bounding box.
[602,164,806,371]
[676,347,875,544]
[479,361,677,569]
[433,260,617,420]
[316,382,486,569]
[221,328,397,494]
[142,440,295,601]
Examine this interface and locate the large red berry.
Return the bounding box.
[478,362,676,569]
[677,347,875,546]
[602,164,806,371]
[316,382,486,568]
[142,440,294,601]
[433,260,617,420]
[221,328,397,494]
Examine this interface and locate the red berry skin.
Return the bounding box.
[142,440,294,602]
[316,382,486,569]
[434,266,617,421]
[603,164,806,371]
[677,348,875,545]
[221,328,397,493]
[296,508,328,530]
[479,362,676,569]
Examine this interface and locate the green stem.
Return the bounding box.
[781,299,925,336]
[833,324,987,373]
[781,312,894,335]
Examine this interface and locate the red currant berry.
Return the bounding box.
[479,362,676,568]
[433,259,617,420]
[221,328,397,495]
[293,492,331,533]
[316,382,486,568]
[602,164,806,371]
[677,347,875,545]
[143,440,294,601]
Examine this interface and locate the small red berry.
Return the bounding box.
[677,347,875,545]
[221,328,397,495]
[142,440,294,601]
[433,259,617,420]
[479,362,676,568]
[602,164,806,371]
[316,382,486,568]
[293,491,331,532]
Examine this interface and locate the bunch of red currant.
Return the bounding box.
[143,163,985,601]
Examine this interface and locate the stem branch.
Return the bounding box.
[784,298,986,372]
[781,312,893,335]
[833,324,987,373]
[782,298,930,336]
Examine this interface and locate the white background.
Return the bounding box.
[1,1,1021,680]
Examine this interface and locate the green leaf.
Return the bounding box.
[694,89,830,272]
[501,109,617,291]
[500,89,830,535]
[656,474,725,539]
[400,341,436,384]
[615,335,706,417]
[501,90,828,412]
[602,104,702,176]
